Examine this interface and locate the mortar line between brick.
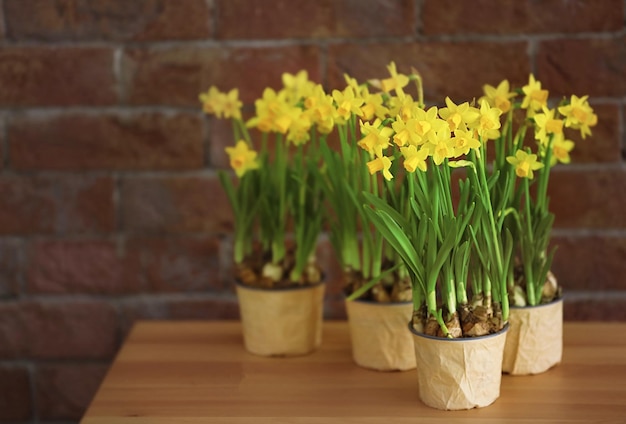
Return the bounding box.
[207,0,217,39]
[113,46,124,105]
[1,112,8,170]
[414,0,424,38]
[4,29,622,50]
[27,360,39,424]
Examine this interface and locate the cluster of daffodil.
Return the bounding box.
[480,76,597,307]
[361,66,597,336]
[200,72,328,284]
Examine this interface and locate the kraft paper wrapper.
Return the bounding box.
[235,282,325,357]
[502,298,563,375]
[346,300,416,371]
[411,326,508,410]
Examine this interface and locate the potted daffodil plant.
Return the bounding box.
[316,64,421,371]
[360,64,515,410]
[480,75,598,375]
[200,72,326,357]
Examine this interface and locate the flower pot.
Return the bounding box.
[502,298,563,375]
[235,281,325,356]
[409,324,509,410]
[345,299,416,371]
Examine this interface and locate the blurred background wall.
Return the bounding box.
[0,0,624,421]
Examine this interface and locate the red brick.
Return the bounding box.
[548,168,626,229]
[127,236,223,293]
[0,300,118,359]
[121,176,233,234]
[564,295,626,321]
[551,235,626,291]
[422,0,623,35]
[567,104,621,164]
[123,45,321,106]
[117,296,239,335]
[4,0,211,41]
[36,363,108,420]
[26,240,141,294]
[0,176,115,235]
[537,36,626,98]
[0,47,116,106]
[0,365,31,421]
[328,41,529,102]
[217,0,415,39]
[0,239,21,298]
[8,112,204,171]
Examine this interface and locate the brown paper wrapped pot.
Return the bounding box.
[502,298,563,375]
[346,299,416,371]
[410,324,508,410]
[235,282,325,356]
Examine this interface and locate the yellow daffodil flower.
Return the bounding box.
[474,100,502,140]
[481,80,516,114]
[381,61,409,97]
[549,133,575,165]
[506,150,544,179]
[521,74,549,114]
[557,94,598,139]
[533,107,564,144]
[332,87,364,123]
[392,117,422,147]
[400,145,429,172]
[199,87,242,120]
[366,154,394,181]
[411,106,445,140]
[451,128,481,157]
[359,119,393,158]
[225,140,259,178]
[360,89,390,121]
[282,70,314,103]
[439,97,480,131]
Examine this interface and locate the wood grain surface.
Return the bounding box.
[81,321,626,423]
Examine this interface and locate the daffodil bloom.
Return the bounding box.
[557,94,598,139]
[199,86,222,116]
[425,127,454,165]
[392,118,421,147]
[282,70,314,103]
[549,133,575,165]
[475,100,502,140]
[360,89,389,121]
[332,87,364,123]
[366,154,394,181]
[400,145,428,172]
[533,107,563,144]
[451,128,481,156]
[247,88,288,132]
[439,97,480,131]
[199,87,242,120]
[305,85,336,134]
[287,109,312,145]
[506,150,544,179]
[411,106,445,140]
[359,119,393,157]
[481,80,516,114]
[380,61,409,97]
[225,140,259,178]
[521,74,549,114]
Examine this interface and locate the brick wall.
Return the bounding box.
[0,0,624,422]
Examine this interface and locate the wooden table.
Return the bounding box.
[81,321,626,423]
